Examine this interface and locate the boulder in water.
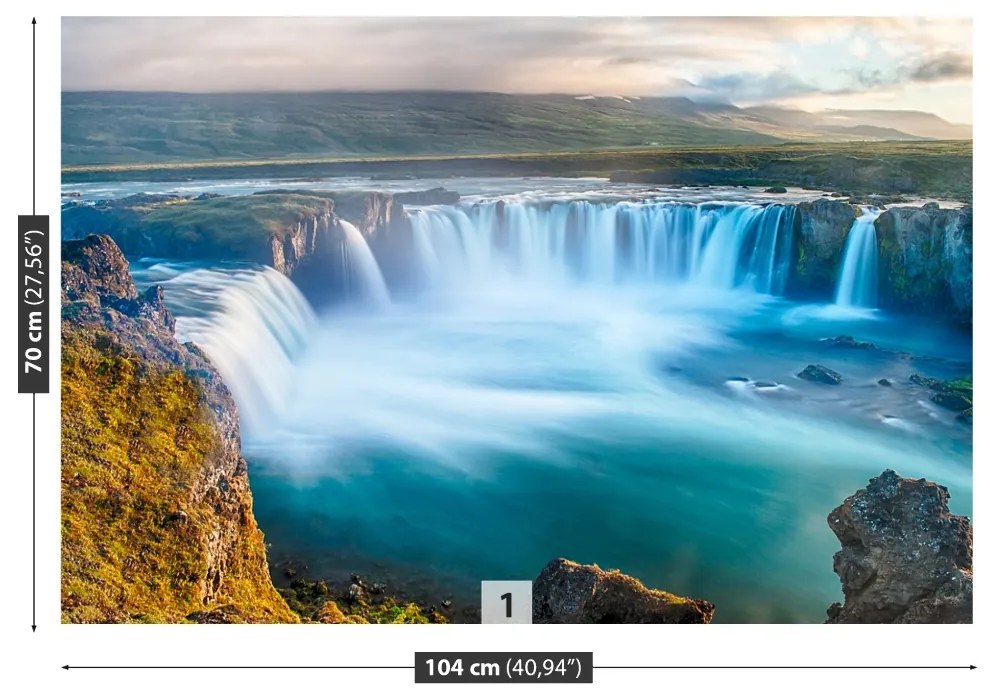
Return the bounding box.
[909,373,942,389]
[533,558,714,623]
[798,364,842,384]
[764,185,787,193]
[823,335,876,350]
[909,374,972,414]
[826,470,972,623]
[932,392,971,412]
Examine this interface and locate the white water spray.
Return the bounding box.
[339,220,391,307]
[166,267,316,436]
[406,200,797,295]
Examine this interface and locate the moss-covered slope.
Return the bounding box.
[61,234,296,623]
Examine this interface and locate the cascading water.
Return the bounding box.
[162,267,316,436]
[339,220,391,307]
[124,185,970,625]
[835,209,881,308]
[407,200,797,295]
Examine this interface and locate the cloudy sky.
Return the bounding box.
[62,17,972,123]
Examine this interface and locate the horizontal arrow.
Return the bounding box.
[64,664,975,671]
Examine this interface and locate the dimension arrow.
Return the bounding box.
[28,16,39,634]
[62,664,975,671]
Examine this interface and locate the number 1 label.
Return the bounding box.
[481,581,531,624]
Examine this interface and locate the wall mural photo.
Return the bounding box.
[60,16,972,624]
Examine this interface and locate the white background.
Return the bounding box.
[0,1,983,697]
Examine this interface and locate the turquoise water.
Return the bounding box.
[123,180,972,623]
[241,285,971,623]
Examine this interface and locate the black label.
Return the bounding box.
[18,215,49,393]
[415,652,592,684]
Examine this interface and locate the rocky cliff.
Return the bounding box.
[61,235,296,623]
[826,470,972,624]
[788,199,857,298]
[61,192,337,276]
[61,188,460,306]
[785,199,972,322]
[875,204,972,323]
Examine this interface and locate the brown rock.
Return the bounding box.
[826,470,972,623]
[317,601,347,624]
[62,234,137,304]
[533,558,714,624]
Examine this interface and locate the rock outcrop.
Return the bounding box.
[875,205,972,323]
[826,470,972,624]
[533,558,714,623]
[61,188,460,307]
[788,199,857,298]
[61,235,296,623]
[61,192,337,277]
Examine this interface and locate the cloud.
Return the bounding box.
[603,55,657,67]
[690,45,972,107]
[850,36,870,60]
[909,52,972,82]
[60,16,971,115]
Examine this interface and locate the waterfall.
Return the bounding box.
[835,209,881,308]
[339,220,391,307]
[406,199,797,294]
[166,267,316,436]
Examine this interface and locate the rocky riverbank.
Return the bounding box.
[60,235,454,624]
[60,188,459,306]
[61,234,296,622]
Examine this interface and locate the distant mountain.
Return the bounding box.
[61,91,970,166]
[747,106,972,141]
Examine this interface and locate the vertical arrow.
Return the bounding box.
[31,16,38,633]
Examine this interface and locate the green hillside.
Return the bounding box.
[63,91,799,165]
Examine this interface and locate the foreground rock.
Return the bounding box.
[533,558,714,623]
[798,364,842,384]
[826,470,972,623]
[62,235,296,623]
